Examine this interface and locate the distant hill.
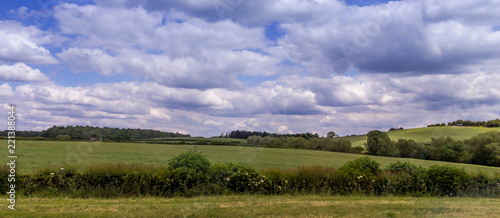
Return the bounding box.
[342,126,500,147]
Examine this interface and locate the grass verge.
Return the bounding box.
[3,195,500,217]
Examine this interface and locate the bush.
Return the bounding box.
[373,171,414,195]
[195,139,208,145]
[168,148,211,173]
[425,165,470,196]
[211,163,265,193]
[386,161,423,176]
[339,157,380,178]
[353,146,365,154]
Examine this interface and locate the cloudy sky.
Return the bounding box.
[1,0,499,137]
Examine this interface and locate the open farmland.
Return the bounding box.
[15,140,500,175]
[342,126,500,147]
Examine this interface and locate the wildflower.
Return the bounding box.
[50,173,55,176]
[60,168,65,171]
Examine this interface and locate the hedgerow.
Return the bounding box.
[1,151,499,198]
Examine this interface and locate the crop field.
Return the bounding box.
[4,195,500,217]
[342,126,500,147]
[12,140,500,175]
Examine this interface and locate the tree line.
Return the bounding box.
[223,130,320,140]
[247,136,364,154]
[244,129,500,168]
[428,118,500,127]
[1,125,190,141]
[366,130,500,167]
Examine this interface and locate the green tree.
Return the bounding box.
[168,148,211,173]
[366,130,398,157]
[466,132,500,166]
[327,131,337,138]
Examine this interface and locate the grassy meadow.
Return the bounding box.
[4,195,500,217]
[3,126,500,217]
[12,139,500,175]
[342,126,500,147]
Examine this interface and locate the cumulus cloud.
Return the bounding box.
[53,4,276,88]
[57,48,121,76]
[0,63,49,82]
[2,0,500,137]
[0,83,14,97]
[0,21,58,65]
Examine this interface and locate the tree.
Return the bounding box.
[366,130,398,157]
[466,132,500,166]
[327,131,337,138]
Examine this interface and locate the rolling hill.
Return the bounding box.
[341,126,500,147]
[17,139,500,175]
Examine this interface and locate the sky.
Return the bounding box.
[1,0,499,137]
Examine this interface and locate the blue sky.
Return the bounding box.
[1,0,499,137]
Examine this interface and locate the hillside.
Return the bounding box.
[342,126,500,147]
[18,140,500,175]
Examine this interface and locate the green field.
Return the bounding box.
[4,195,500,217]
[12,140,500,175]
[342,126,500,147]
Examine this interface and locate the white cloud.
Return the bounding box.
[0,63,49,82]
[57,48,121,76]
[0,21,58,65]
[0,83,14,97]
[149,108,171,120]
[2,0,500,137]
[203,120,223,126]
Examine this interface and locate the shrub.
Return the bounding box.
[195,139,208,145]
[211,163,265,193]
[168,148,211,173]
[353,146,365,154]
[386,161,424,176]
[167,167,210,196]
[373,171,413,195]
[339,157,380,178]
[425,165,470,196]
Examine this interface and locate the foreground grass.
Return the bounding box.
[13,141,500,175]
[3,195,500,217]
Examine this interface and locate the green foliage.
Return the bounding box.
[353,146,365,154]
[168,148,211,173]
[366,130,398,157]
[466,131,500,167]
[339,157,380,179]
[425,165,470,196]
[386,161,422,175]
[211,163,265,193]
[7,156,500,198]
[56,135,71,140]
[37,125,190,141]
